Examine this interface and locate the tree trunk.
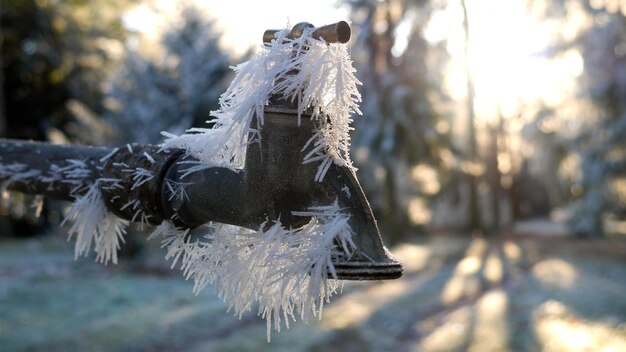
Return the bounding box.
[461,0,482,232]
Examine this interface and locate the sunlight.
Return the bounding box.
[392,243,431,273]
[419,306,473,351]
[457,238,488,275]
[321,279,411,329]
[440,276,478,305]
[532,259,578,288]
[408,197,433,225]
[474,290,509,350]
[440,238,488,304]
[411,164,441,195]
[483,254,503,284]
[534,300,626,351]
[502,240,522,261]
[457,256,481,275]
[422,289,509,351]
[426,0,585,123]
[468,0,549,119]
[321,296,373,329]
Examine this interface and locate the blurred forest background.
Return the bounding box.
[1,0,625,351]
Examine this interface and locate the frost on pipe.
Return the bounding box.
[0,140,109,200]
[0,21,402,341]
[160,21,401,338]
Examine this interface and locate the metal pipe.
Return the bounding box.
[0,18,402,280]
[0,139,180,225]
[312,21,351,43]
[0,139,109,200]
[0,104,403,280]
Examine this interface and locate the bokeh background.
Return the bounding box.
[1,0,625,351]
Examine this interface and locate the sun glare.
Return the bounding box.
[426,0,585,123]
[123,0,584,119]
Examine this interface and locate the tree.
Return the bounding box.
[345,0,456,241]
[1,0,133,143]
[106,5,231,144]
[569,10,626,236]
[1,0,133,236]
[460,0,482,231]
[529,0,626,237]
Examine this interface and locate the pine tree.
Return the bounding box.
[569,11,626,236]
[1,0,133,142]
[527,1,626,237]
[107,5,231,144]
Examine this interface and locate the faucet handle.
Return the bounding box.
[263,21,351,44]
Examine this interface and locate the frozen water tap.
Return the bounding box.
[0,21,402,280]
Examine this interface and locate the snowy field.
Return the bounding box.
[1,232,625,351]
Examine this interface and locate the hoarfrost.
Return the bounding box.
[149,200,354,341]
[63,180,128,265]
[162,25,361,181]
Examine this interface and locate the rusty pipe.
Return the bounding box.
[263,21,351,44]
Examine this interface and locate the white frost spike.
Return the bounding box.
[149,200,354,341]
[0,163,27,179]
[0,162,41,191]
[63,181,129,265]
[126,167,155,190]
[165,179,190,201]
[143,152,156,164]
[162,25,361,181]
[40,160,92,195]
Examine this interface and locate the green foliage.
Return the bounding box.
[1,0,134,142]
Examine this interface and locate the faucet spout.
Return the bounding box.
[162,105,403,280]
[321,164,403,280]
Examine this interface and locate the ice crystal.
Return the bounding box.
[165,179,190,202]
[162,25,361,181]
[143,152,156,164]
[39,159,92,195]
[63,180,128,265]
[0,162,41,190]
[149,200,354,341]
[126,167,155,190]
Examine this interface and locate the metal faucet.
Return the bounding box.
[0,21,402,280]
